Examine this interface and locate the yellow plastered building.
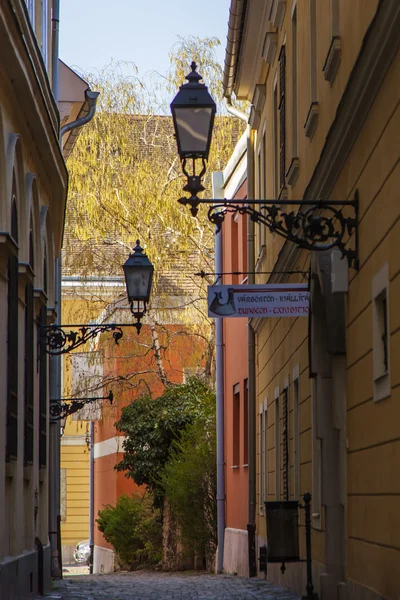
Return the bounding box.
[221,1,400,598]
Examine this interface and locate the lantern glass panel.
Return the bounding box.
[124,266,152,302]
[174,107,212,156]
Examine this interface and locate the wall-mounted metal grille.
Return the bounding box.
[279,45,286,191]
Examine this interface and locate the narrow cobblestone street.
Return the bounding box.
[50,571,301,600]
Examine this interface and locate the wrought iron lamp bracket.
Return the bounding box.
[50,390,114,421]
[40,324,124,355]
[179,192,359,269]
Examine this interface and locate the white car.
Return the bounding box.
[73,539,90,564]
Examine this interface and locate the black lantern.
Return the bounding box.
[123,240,154,333]
[170,61,216,217]
[170,61,216,160]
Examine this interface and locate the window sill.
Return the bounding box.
[373,371,391,402]
[286,157,299,188]
[304,102,319,140]
[242,464,249,468]
[230,465,240,469]
[262,32,278,64]
[323,36,341,86]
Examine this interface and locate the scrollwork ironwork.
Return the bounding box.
[40,324,124,355]
[50,390,114,421]
[203,197,358,268]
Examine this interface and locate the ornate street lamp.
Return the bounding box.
[41,241,154,353]
[123,240,154,334]
[170,61,216,217]
[171,63,359,269]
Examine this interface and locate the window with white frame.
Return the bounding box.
[372,263,390,401]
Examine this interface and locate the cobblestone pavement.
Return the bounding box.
[50,571,301,600]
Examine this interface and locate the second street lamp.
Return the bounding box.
[41,241,154,353]
[123,240,154,334]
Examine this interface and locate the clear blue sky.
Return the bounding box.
[59,0,231,79]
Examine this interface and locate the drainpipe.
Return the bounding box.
[89,421,94,574]
[212,171,225,573]
[48,9,99,576]
[60,90,100,143]
[246,128,257,577]
[225,97,257,577]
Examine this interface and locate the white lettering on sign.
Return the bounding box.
[207,284,309,318]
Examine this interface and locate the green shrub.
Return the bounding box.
[96,493,162,569]
[161,395,217,568]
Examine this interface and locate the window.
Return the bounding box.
[282,385,290,501]
[231,214,239,284]
[372,264,390,401]
[279,45,286,191]
[291,5,298,158]
[24,283,34,465]
[311,379,322,529]
[274,387,280,499]
[273,82,279,197]
[292,366,300,499]
[39,305,47,468]
[41,0,48,68]
[26,0,35,23]
[257,128,267,253]
[287,5,300,186]
[304,0,319,139]
[323,0,341,85]
[232,384,240,467]
[309,0,317,104]
[61,469,67,523]
[6,197,19,462]
[259,399,268,514]
[72,352,103,421]
[243,379,248,465]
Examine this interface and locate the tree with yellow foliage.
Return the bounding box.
[63,36,246,395]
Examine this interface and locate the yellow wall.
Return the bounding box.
[60,295,106,557]
[236,0,400,597]
[60,441,90,549]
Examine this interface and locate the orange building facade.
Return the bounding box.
[213,133,250,576]
[92,319,206,573]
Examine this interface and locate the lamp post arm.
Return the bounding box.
[178,195,359,269]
